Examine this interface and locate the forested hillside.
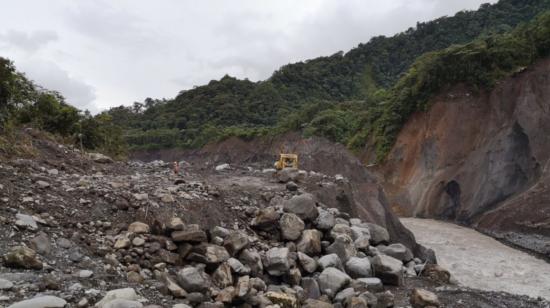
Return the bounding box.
[0,58,126,158]
[107,0,550,159]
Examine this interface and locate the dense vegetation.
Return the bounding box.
[0,59,127,158]
[107,0,550,159]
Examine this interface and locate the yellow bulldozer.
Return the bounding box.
[274,153,298,170]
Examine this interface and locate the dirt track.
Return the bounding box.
[401,218,550,300]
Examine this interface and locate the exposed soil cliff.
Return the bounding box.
[378,58,550,257]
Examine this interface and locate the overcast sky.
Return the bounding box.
[0,0,496,113]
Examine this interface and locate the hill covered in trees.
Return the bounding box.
[105,0,550,159]
[0,58,126,158]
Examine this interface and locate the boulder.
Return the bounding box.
[318,254,343,270]
[29,233,52,255]
[15,213,38,230]
[251,207,280,230]
[410,288,440,308]
[227,257,250,275]
[215,163,230,171]
[352,278,384,293]
[279,213,305,241]
[265,291,299,308]
[171,225,207,242]
[318,267,351,297]
[177,267,210,293]
[3,246,42,269]
[315,209,335,230]
[7,296,67,308]
[159,273,187,298]
[301,277,321,300]
[297,252,317,273]
[345,257,372,278]
[0,278,14,290]
[326,235,357,262]
[344,297,368,308]
[329,223,353,240]
[95,288,141,307]
[128,222,150,234]
[264,247,290,276]
[187,244,230,265]
[296,229,322,256]
[212,263,233,288]
[372,254,403,286]
[334,288,355,303]
[239,248,263,275]
[365,223,390,245]
[101,299,143,308]
[223,231,249,255]
[283,193,319,221]
[378,243,413,262]
[89,152,114,163]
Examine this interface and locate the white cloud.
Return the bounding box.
[0,0,496,113]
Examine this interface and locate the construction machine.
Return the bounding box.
[274,153,298,170]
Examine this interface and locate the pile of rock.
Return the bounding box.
[98,192,429,307]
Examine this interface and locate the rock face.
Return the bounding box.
[379,59,550,256]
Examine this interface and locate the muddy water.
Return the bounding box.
[401,218,550,300]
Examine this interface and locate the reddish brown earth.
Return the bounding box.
[377,58,550,257]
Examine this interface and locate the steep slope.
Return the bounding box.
[379,58,550,256]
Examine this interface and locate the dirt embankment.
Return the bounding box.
[131,133,434,263]
[377,58,550,257]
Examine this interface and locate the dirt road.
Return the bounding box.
[401,218,550,300]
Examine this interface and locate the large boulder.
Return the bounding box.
[283,193,319,221]
[264,247,290,276]
[317,254,343,270]
[372,254,404,286]
[318,267,351,297]
[378,243,413,262]
[346,257,372,279]
[410,288,440,308]
[171,224,207,242]
[296,229,322,256]
[223,231,249,256]
[279,213,305,241]
[251,207,280,230]
[239,248,263,276]
[3,246,42,269]
[365,223,390,245]
[297,252,317,273]
[177,267,210,293]
[315,209,336,231]
[212,263,233,288]
[8,296,67,308]
[187,244,230,265]
[301,277,321,300]
[326,234,357,262]
[95,288,141,307]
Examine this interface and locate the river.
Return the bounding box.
[401,218,550,300]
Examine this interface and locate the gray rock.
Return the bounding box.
[227,257,250,275]
[264,247,290,276]
[15,213,38,230]
[334,287,355,302]
[102,299,143,308]
[365,223,390,245]
[29,233,51,255]
[329,224,353,240]
[177,267,210,292]
[301,277,321,300]
[171,224,207,242]
[95,288,141,307]
[318,253,343,270]
[159,273,187,298]
[283,193,319,221]
[0,278,13,290]
[251,207,280,230]
[318,267,351,297]
[212,263,233,289]
[378,243,413,262]
[326,234,357,262]
[128,222,150,234]
[279,213,305,241]
[239,248,263,276]
[371,254,404,286]
[296,229,322,256]
[286,181,299,191]
[345,257,372,278]
[350,226,371,241]
[223,231,249,255]
[353,277,384,293]
[210,226,230,239]
[187,244,230,265]
[315,209,335,230]
[7,296,67,308]
[297,252,317,273]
